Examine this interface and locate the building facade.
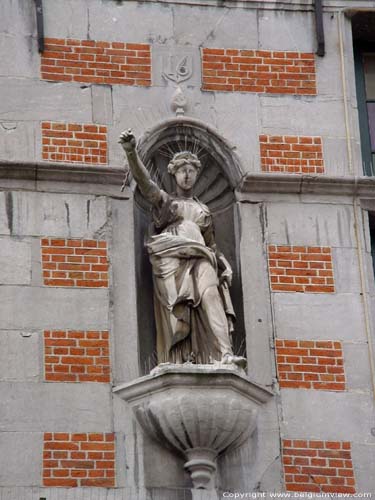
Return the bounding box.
[1,0,375,498]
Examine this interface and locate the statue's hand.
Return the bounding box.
[220,268,233,287]
[119,129,136,153]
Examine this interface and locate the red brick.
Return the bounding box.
[201,48,316,95]
[42,433,115,487]
[43,330,110,383]
[282,439,356,493]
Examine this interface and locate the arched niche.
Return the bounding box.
[132,117,246,373]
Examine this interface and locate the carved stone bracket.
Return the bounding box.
[113,364,273,490]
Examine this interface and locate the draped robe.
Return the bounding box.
[146,191,235,364]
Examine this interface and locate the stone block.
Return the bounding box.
[258,10,314,52]
[0,238,31,284]
[0,432,43,486]
[0,191,108,238]
[260,95,346,138]
[0,0,35,36]
[92,85,113,125]
[321,137,351,177]
[87,1,173,42]
[172,5,258,48]
[343,343,372,391]
[0,331,40,382]
[0,79,92,122]
[239,203,274,386]
[333,247,361,293]
[0,34,39,79]
[0,382,112,432]
[110,199,139,384]
[43,0,89,38]
[273,293,366,342]
[0,122,36,163]
[0,287,109,331]
[152,45,201,88]
[280,390,375,443]
[213,93,260,174]
[266,202,356,248]
[351,443,375,493]
[315,13,344,98]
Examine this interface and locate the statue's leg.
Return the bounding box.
[200,285,233,358]
[153,274,178,362]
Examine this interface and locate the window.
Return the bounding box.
[352,13,375,175]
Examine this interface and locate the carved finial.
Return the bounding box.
[171,86,187,117]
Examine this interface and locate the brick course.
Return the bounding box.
[42,122,107,165]
[41,238,109,288]
[202,48,316,95]
[43,433,115,487]
[260,135,324,174]
[282,439,356,493]
[44,330,110,383]
[276,340,346,391]
[41,38,151,86]
[268,245,335,293]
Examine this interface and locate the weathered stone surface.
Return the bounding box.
[0,331,40,382]
[0,238,31,284]
[266,202,356,248]
[343,343,372,391]
[0,383,112,431]
[0,122,35,163]
[43,0,88,38]
[258,10,314,52]
[0,35,39,79]
[0,192,108,238]
[88,0,173,42]
[273,293,366,341]
[0,433,42,486]
[172,5,258,48]
[0,79,92,122]
[260,95,346,137]
[280,390,375,443]
[92,85,113,125]
[352,443,375,492]
[213,93,260,174]
[0,287,109,330]
[333,247,362,293]
[239,203,274,386]
[110,199,139,384]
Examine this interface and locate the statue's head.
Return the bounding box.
[167,151,201,192]
[167,151,201,175]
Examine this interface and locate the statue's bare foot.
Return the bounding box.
[221,354,247,370]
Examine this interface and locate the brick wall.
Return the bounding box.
[268,246,335,293]
[42,122,107,165]
[276,340,346,391]
[44,330,110,383]
[282,439,356,493]
[43,433,115,487]
[201,48,316,94]
[41,38,151,86]
[41,238,108,288]
[260,135,324,174]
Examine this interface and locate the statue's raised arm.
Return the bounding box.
[119,130,162,205]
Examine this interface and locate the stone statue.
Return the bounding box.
[119,130,245,368]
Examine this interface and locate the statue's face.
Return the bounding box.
[174,163,198,191]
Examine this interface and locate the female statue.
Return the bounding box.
[119,130,245,367]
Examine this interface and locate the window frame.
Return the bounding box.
[354,42,375,176]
